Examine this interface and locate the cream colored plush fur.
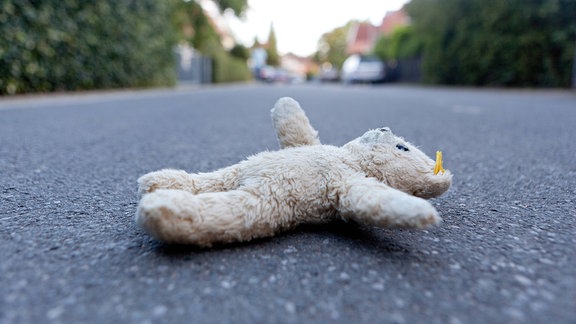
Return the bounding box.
[136,97,452,246]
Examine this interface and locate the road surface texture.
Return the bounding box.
[1,84,575,323]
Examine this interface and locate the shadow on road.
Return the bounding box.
[151,220,413,257]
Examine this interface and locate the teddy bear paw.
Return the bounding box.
[136,189,201,243]
[387,195,442,228]
[411,209,442,228]
[403,202,442,228]
[137,169,192,196]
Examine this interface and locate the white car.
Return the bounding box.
[341,55,386,84]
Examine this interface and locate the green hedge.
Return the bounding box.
[212,51,251,83]
[203,40,250,83]
[373,26,423,61]
[406,0,576,87]
[0,0,177,95]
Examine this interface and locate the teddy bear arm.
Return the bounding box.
[137,167,240,196]
[136,188,295,246]
[336,177,441,229]
[271,97,321,149]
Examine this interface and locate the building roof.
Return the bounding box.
[346,23,379,55]
[345,9,410,55]
[379,9,410,36]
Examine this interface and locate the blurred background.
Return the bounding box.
[1,0,575,95]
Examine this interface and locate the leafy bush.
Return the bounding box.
[406,0,576,87]
[0,0,177,95]
[373,26,423,61]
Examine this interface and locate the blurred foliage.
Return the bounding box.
[406,0,576,87]
[174,0,250,83]
[213,48,251,82]
[0,0,178,95]
[213,0,247,17]
[373,26,423,61]
[229,44,249,61]
[314,21,356,69]
[265,25,280,66]
[173,0,218,51]
[0,0,251,94]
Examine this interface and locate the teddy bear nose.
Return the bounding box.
[379,127,390,132]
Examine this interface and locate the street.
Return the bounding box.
[1,84,575,323]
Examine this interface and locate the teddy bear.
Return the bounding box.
[136,97,452,246]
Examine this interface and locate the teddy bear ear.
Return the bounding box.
[378,127,397,141]
[377,127,396,141]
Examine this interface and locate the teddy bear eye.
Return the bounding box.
[396,144,409,152]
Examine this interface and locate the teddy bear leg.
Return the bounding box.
[337,177,441,229]
[136,189,285,246]
[137,167,239,196]
[137,169,194,195]
[271,97,321,149]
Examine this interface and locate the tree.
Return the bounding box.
[213,0,247,16]
[172,0,251,83]
[173,0,247,52]
[406,0,576,87]
[229,44,249,61]
[315,21,356,69]
[173,1,218,52]
[265,24,280,66]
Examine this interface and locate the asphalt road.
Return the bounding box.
[1,84,575,324]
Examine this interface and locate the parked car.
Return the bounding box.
[318,63,340,82]
[341,55,387,84]
[257,65,277,82]
[257,66,305,84]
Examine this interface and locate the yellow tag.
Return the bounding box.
[434,151,445,175]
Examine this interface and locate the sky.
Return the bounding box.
[221,0,410,57]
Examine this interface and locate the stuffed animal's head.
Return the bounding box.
[343,127,452,199]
